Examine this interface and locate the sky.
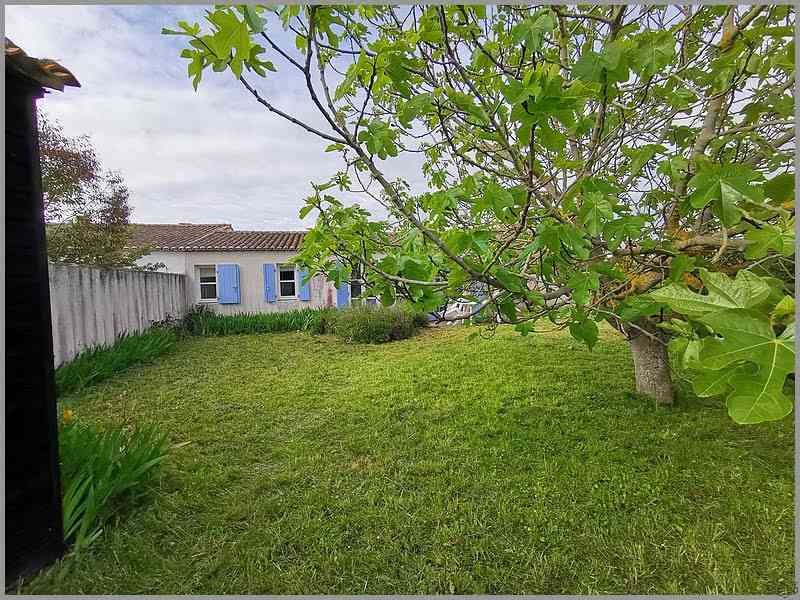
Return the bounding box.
[4,5,427,230]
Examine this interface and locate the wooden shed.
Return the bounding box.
[5,38,79,586]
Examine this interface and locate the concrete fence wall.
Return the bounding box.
[48,263,189,367]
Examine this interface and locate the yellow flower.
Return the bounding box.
[63,408,75,424]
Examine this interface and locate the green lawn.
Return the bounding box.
[21,326,794,594]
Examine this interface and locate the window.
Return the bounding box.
[198,265,217,301]
[278,265,296,298]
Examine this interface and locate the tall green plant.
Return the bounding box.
[167,5,795,421]
[55,328,178,397]
[181,306,328,336]
[59,417,169,551]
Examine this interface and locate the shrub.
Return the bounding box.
[396,301,431,328]
[55,328,178,397]
[181,305,328,336]
[327,304,418,344]
[59,413,169,552]
[306,307,337,335]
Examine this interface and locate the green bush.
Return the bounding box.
[393,300,431,328]
[327,304,419,344]
[59,416,169,552]
[55,328,178,397]
[306,307,337,335]
[181,305,327,336]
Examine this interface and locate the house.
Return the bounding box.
[131,223,355,313]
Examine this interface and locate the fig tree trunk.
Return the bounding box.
[628,319,675,406]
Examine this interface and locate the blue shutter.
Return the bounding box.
[298,268,311,301]
[336,280,350,308]
[263,263,277,302]
[216,264,240,304]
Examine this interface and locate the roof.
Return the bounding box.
[129,223,233,248]
[130,223,306,252]
[5,38,80,91]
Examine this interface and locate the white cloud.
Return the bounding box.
[4,5,427,230]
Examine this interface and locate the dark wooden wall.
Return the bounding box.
[5,69,66,586]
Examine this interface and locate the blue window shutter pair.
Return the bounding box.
[297,268,311,301]
[216,264,240,304]
[263,264,277,303]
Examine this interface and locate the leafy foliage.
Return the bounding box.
[39,112,157,269]
[651,269,794,424]
[59,415,169,552]
[169,5,795,418]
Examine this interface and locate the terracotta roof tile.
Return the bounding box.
[177,230,306,251]
[130,224,233,249]
[131,224,306,252]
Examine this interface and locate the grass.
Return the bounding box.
[22,326,794,594]
[55,328,178,397]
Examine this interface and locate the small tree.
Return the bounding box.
[168,5,795,422]
[39,112,158,269]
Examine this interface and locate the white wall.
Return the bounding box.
[180,250,338,314]
[136,251,187,274]
[49,263,188,367]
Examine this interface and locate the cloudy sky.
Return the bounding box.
[5,5,427,230]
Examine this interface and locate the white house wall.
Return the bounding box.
[136,251,187,274]
[181,250,337,314]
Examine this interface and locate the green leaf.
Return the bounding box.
[569,317,598,350]
[298,204,315,219]
[697,310,794,424]
[631,31,676,79]
[537,122,566,152]
[494,268,526,293]
[687,164,764,226]
[398,93,433,128]
[658,318,693,337]
[771,295,795,321]
[511,11,555,52]
[578,193,613,237]
[668,254,696,283]
[649,269,771,319]
[603,216,648,251]
[615,295,665,322]
[498,296,518,322]
[242,5,266,33]
[744,224,793,259]
[763,172,794,203]
[623,144,665,178]
[572,51,604,83]
[567,271,599,307]
[691,364,750,398]
[445,89,486,123]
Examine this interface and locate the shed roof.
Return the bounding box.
[5,38,80,90]
[131,223,306,252]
